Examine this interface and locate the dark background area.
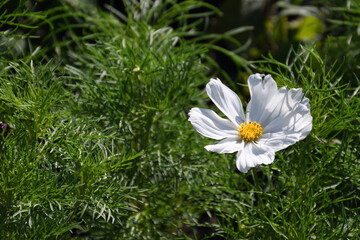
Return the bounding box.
[1,0,358,87]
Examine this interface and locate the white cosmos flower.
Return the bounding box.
[188,74,312,173]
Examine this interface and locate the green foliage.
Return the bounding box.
[325,0,360,83]
[0,0,359,239]
[0,0,45,61]
[239,45,360,239]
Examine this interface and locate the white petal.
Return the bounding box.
[263,94,312,131]
[245,74,312,151]
[260,88,307,129]
[245,74,278,123]
[206,78,245,126]
[188,107,238,140]
[205,136,243,153]
[236,142,275,173]
[259,111,312,152]
[259,132,302,152]
[245,74,308,127]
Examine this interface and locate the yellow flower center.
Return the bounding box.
[237,121,263,142]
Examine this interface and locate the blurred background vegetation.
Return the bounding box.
[0,0,359,239]
[2,0,359,90]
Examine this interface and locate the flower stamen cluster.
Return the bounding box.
[238,121,263,142]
